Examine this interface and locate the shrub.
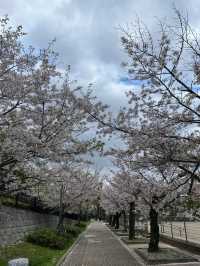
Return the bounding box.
[75,221,87,228]
[64,225,82,237]
[27,228,68,250]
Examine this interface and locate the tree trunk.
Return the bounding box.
[15,194,19,207]
[33,197,37,209]
[99,206,102,221]
[78,204,82,225]
[129,201,135,240]
[109,215,112,226]
[111,214,115,227]
[115,212,120,229]
[57,214,65,234]
[96,202,100,220]
[84,203,89,222]
[148,207,159,252]
[57,184,64,234]
[123,210,127,232]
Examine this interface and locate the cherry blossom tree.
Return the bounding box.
[101,180,126,229]
[41,164,100,232]
[85,9,200,252]
[119,8,200,181]
[102,166,143,238]
[0,16,103,198]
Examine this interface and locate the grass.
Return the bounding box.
[0,222,89,266]
[0,241,74,266]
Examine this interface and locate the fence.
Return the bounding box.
[117,214,148,233]
[1,193,91,221]
[160,220,200,244]
[1,192,55,214]
[113,212,200,244]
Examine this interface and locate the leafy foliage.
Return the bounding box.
[0,15,103,218]
[26,228,69,250]
[64,224,82,237]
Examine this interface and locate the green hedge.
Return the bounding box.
[27,228,69,250]
[75,221,87,228]
[64,225,82,237]
[0,221,89,266]
[26,221,89,250]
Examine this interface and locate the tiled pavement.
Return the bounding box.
[61,222,141,266]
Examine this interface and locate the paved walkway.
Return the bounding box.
[61,222,141,266]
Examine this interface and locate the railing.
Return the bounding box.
[160,221,200,243]
[1,192,52,213]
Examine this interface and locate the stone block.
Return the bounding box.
[8,258,29,266]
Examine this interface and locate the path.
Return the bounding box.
[61,221,141,266]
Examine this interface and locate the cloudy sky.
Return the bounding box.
[1,0,200,173]
[1,1,199,107]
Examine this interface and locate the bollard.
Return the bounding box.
[8,258,29,266]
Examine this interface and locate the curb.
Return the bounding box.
[56,225,90,266]
[160,234,200,254]
[105,224,145,266]
[105,225,200,266]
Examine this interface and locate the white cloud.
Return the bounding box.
[1,0,200,173]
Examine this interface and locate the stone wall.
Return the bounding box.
[0,205,58,246]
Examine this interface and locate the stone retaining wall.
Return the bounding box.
[0,205,58,246]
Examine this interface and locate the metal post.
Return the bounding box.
[170,222,173,239]
[183,217,188,241]
[179,227,182,237]
[161,224,163,233]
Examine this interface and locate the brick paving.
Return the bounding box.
[61,221,141,266]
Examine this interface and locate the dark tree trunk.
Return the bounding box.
[123,210,127,232]
[57,214,65,234]
[115,212,120,229]
[111,214,115,227]
[109,215,112,226]
[85,210,88,221]
[96,202,100,220]
[78,204,82,225]
[98,207,101,221]
[15,194,19,207]
[57,184,64,234]
[148,207,159,252]
[85,204,89,221]
[129,201,135,240]
[32,197,37,209]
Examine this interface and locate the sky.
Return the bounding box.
[1,0,200,174]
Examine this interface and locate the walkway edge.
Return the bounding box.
[56,226,88,266]
[106,225,145,266]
